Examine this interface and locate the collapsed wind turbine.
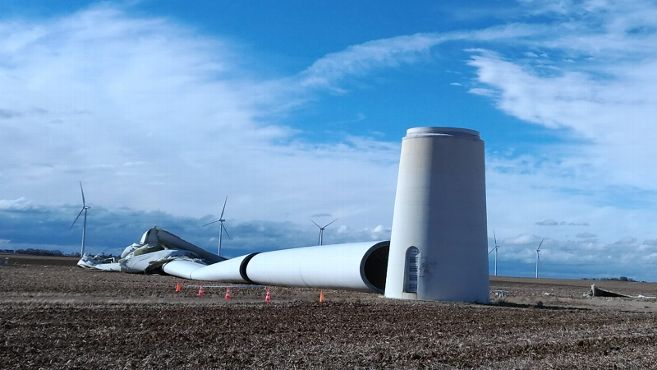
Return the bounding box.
[488,232,500,276]
[77,126,490,303]
[535,239,544,279]
[70,182,90,257]
[311,218,337,246]
[204,196,230,256]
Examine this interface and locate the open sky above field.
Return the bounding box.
[1,0,657,280]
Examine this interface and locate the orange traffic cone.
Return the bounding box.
[197,286,206,298]
[225,288,232,302]
[264,287,271,304]
[175,283,183,293]
[319,290,325,304]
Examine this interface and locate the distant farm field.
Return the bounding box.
[2,254,657,369]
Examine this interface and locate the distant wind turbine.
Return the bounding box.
[203,196,230,256]
[311,218,337,246]
[535,239,544,279]
[488,232,500,276]
[70,182,90,257]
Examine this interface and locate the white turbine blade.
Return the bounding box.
[488,247,495,255]
[221,223,231,239]
[323,218,338,229]
[70,208,84,229]
[493,232,498,248]
[219,196,228,219]
[79,181,86,206]
[203,219,221,227]
[311,219,321,229]
[538,239,544,251]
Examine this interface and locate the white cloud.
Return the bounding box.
[0,197,32,210]
[466,1,657,189]
[296,23,543,92]
[468,87,496,97]
[0,6,398,231]
[299,33,442,90]
[463,1,657,264]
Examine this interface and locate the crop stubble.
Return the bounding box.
[2,255,657,369]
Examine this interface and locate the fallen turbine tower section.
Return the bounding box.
[80,227,390,293]
[162,253,256,283]
[164,241,389,292]
[244,241,389,293]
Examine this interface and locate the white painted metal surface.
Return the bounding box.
[120,249,186,273]
[385,127,489,303]
[246,242,389,292]
[140,227,224,263]
[188,253,255,282]
[77,258,122,271]
[162,260,208,279]
[79,227,221,274]
[80,226,388,294]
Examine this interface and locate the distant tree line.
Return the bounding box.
[582,276,637,282]
[12,248,79,257]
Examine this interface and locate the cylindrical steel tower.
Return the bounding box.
[384,127,489,303]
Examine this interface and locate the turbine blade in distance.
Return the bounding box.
[219,196,228,219]
[203,219,221,227]
[323,218,338,228]
[79,181,86,206]
[70,208,84,229]
[221,223,231,239]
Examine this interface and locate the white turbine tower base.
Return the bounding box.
[385,127,489,303]
[70,182,90,257]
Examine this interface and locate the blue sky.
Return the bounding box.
[2,0,657,280]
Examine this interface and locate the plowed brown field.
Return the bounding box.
[2,254,657,369]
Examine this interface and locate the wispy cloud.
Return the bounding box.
[0,197,33,210]
[467,1,657,187]
[536,219,589,227]
[299,33,442,90]
[295,23,542,93]
[0,5,399,231]
[461,1,657,263]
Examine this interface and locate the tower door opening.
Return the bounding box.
[404,246,419,293]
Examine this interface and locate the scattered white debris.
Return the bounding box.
[493,290,509,298]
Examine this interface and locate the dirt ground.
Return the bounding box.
[2,254,657,369]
